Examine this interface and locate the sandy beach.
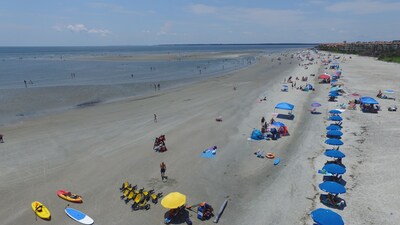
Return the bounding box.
[1,50,399,225]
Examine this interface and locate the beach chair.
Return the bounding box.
[321,194,345,209]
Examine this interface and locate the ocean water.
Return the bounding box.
[0,44,315,125]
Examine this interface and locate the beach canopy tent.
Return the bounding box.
[325,138,344,146]
[326,125,341,130]
[272,121,285,127]
[251,129,264,140]
[328,116,343,121]
[330,87,342,92]
[325,150,346,159]
[359,96,379,105]
[319,181,346,194]
[161,192,186,209]
[311,208,344,225]
[329,109,342,115]
[275,102,294,111]
[327,130,343,137]
[323,163,346,175]
[318,74,330,79]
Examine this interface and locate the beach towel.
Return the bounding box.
[201,148,217,158]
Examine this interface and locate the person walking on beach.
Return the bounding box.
[160,162,167,181]
[157,83,160,90]
[154,114,157,123]
[0,134,4,143]
[154,84,157,91]
[261,117,265,126]
[24,80,27,88]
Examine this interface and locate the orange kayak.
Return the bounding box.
[57,190,83,203]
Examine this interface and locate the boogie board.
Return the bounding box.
[213,199,228,223]
[274,158,280,165]
[65,207,94,225]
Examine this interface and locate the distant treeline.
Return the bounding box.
[318,42,400,63]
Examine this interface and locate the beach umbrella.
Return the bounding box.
[327,130,343,137]
[329,109,342,115]
[275,102,294,110]
[311,102,322,107]
[161,192,186,209]
[325,138,344,146]
[311,208,344,225]
[325,150,346,159]
[329,92,339,97]
[322,164,346,175]
[359,96,379,105]
[326,125,341,130]
[319,181,346,194]
[272,121,285,127]
[318,74,330,79]
[329,116,342,121]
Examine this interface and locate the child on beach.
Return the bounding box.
[160,162,167,181]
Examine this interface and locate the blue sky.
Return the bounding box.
[1,0,399,46]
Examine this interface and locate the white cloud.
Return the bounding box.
[157,22,173,35]
[327,0,400,14]
[61,24,110,36]
[67,24,88,32]
[189,4,217,14]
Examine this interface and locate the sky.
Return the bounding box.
[1,0,399,46]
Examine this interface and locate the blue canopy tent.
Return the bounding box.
[325,150,346,158]
[325,139,344,146]
[329,92,339,97]
[329,116,343,121]
[359,96,379,105]
[322,164,346,175]
[319,181,346,194]
[327,130,343,137]
[311,208,344,225]
[326,125,341,130]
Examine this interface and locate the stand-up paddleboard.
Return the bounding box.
[274,158,280,165]
[65,207,94,225]
[213,199,228,223]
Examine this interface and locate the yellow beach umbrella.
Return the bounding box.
[161,192,186,209]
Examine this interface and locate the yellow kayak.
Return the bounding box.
[31,201,51,220]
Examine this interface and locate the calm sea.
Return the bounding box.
[0,44,315,125]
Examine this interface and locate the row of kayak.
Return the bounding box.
[31,189,93,224]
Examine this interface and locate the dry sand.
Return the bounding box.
[4,50,399,225]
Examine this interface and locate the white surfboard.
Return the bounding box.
[65,207,94,225]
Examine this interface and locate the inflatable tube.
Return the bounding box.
[266,153,275,159]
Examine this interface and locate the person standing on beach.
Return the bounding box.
[154,114,157,123]
[24,80,27,88]
[261,117,265,126]
[157,83,160,90]
[160,162,167,180]
[0,134,4,143]
[154,84,157,91]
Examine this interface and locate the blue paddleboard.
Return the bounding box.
[65,207,94,225]
[274,158,280,165]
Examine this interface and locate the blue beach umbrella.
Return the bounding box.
[329,92,339,97]
[272,121,285,127]
[319,181,346,194]
[359,96,379,105]
[323,164,346,175]
[325,150,346,159]
[326,125,341,130]
[311,208,344,225]
[329,116,343,121]
[325,139,344,146]
[327,130,343,137]
[275,102,295,110]
[329,109,342,115]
